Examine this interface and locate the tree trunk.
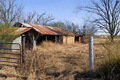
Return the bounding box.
[33,35,36,50]
[110,35,114,42]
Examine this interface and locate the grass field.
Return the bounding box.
[0,38,120,80]
[17,38,108,80]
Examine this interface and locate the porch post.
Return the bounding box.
[55,35,57,43]
[21,34,25,63]
[46,35,48,41]
[33,35,36,50]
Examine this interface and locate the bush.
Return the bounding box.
[0,27,18,43]
[17,42,74,79]
[17,41,87,79]
[97,57,120,80]
[96,42,120,80]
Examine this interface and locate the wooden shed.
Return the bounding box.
[13,22,75,49]
[75,34,88,43]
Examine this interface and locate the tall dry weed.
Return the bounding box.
[17,41,89,79]
[95,41,120,80]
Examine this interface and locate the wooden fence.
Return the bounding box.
[0,43,22,67]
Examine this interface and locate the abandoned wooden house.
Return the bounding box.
[75,34,87,43]
[13,22,75,49]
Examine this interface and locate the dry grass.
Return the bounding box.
[95,41,120,80]
[16,40,106,80]
[1,38,119,80]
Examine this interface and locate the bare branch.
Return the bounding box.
[77,0,120,41]
[24,12,54,25]
[0,0,23,26]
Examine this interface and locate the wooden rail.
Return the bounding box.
[0,43,22,67]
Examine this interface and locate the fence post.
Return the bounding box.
[88,36,94,71]
[21,34,25,63]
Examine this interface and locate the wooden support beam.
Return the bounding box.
[33,35,36,50]
[46,35,48,41]
[21,34,25,63]
[66,36,68,44]
[55,35,57,43]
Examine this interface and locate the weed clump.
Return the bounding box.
[17,41,87,79]
[96,42,120,80]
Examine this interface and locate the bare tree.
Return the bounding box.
[65,21,80,34]
[49,21,80,34]
[77,0,120,41]
[24,12,54,25]
[48,21,66,29]
[79,23,98,36]
[42,14,55,25]
[24,11,37,23]
[0,0,23,27]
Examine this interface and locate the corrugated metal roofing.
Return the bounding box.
[47,26,75,36]
[15,27,32,35]
[15,22,75,36]
[22,23,33,27]
[29,24,58,35]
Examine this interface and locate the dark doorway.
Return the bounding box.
[36,35,60,45]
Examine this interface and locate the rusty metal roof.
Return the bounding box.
[14,22,75,36]
[14,27,32,35]
[29,24,58,35]
[46,26,75,36]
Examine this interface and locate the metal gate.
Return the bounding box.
[0,43,22,67]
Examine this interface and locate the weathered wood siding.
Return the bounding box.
[63,36,75,44]
[12,36,21,50]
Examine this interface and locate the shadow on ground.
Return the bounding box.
[74,71,101,80]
